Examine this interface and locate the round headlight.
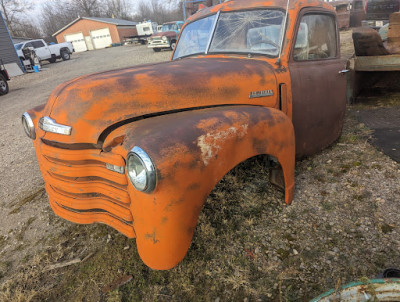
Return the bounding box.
[126,147,156,193]
[162,36,167,41]
[22,112,36,139]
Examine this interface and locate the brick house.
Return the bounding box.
[53,17,138,52]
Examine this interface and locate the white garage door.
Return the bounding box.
[90,28,112,49]
[65,32,87,52]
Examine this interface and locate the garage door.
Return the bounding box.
[90,28,112,49]
[65,32,87,52]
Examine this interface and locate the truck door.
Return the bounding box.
[31,40,51,61]
[289,11,347,158]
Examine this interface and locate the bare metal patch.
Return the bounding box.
[197,124,248,166]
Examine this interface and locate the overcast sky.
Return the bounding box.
[29,0,182,20]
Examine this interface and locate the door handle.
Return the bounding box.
[338,69,350,74]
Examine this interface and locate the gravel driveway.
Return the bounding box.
[0,41,399,301]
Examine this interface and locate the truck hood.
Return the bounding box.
[151,31,177,38]
[43,57,279,145]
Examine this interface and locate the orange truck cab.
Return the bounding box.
[22,0,346,270]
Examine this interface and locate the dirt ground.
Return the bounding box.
[0,33,399,301]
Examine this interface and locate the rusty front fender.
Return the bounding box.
[117,105,295,270]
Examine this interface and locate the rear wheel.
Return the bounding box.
[0,74,9,95]
[153,48,161,52]
[61,50,70,61]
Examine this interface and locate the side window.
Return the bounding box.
[24,42,33,48]
[293,14,337,61]
[32,41,45,48]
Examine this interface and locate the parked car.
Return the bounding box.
[0,59,10,95]
[14,39,74,63]
[147,21,184,51]
[363,0,400,28]
[22,0,346,270]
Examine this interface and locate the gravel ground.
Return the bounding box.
[0,36,399,301]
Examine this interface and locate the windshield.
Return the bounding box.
[162,23,178,32]
[15,43,23,50]
[173,9,285,60]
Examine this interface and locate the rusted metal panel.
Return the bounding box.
[354,54,400,70]
[118,106,295,269]
[289,9,347,158]
[187,0,335,22]
[312,279,400,301]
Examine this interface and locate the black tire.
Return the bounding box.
[0,74,9,95]
[61,50,70,61]
[48,55,56,63]
[170,41,177,50]
[153,48,161,52]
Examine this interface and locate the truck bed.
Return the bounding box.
[354,54,400,71]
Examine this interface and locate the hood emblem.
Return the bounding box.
[249,90,274,99]
[39,116,72,135]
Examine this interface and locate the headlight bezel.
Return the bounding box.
[162,36,167,41]
[22,112,36,139]
[126,146,157,193]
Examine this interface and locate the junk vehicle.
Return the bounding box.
[125,21,158,45]
[22,0,346,270]
[147,21,184,51]
[331,0,351,29]
[350,0,366,27]
[15,39,74,63]
[0,59,10,95]
[347,12,400,102]
[362,0,400,28]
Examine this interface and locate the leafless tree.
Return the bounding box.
[40,0,106,41]
[0,0,34,36]
[12,20,41,38]
[133,0,183,24]
[40,2,77,41]
[72,0,104,17]
[104,0,131,19]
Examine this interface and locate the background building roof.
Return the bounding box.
[53,17,138,36]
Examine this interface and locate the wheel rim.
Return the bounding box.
[62,52,69,59]
[0,80,6,91]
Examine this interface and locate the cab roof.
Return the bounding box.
[187,0,334,22]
